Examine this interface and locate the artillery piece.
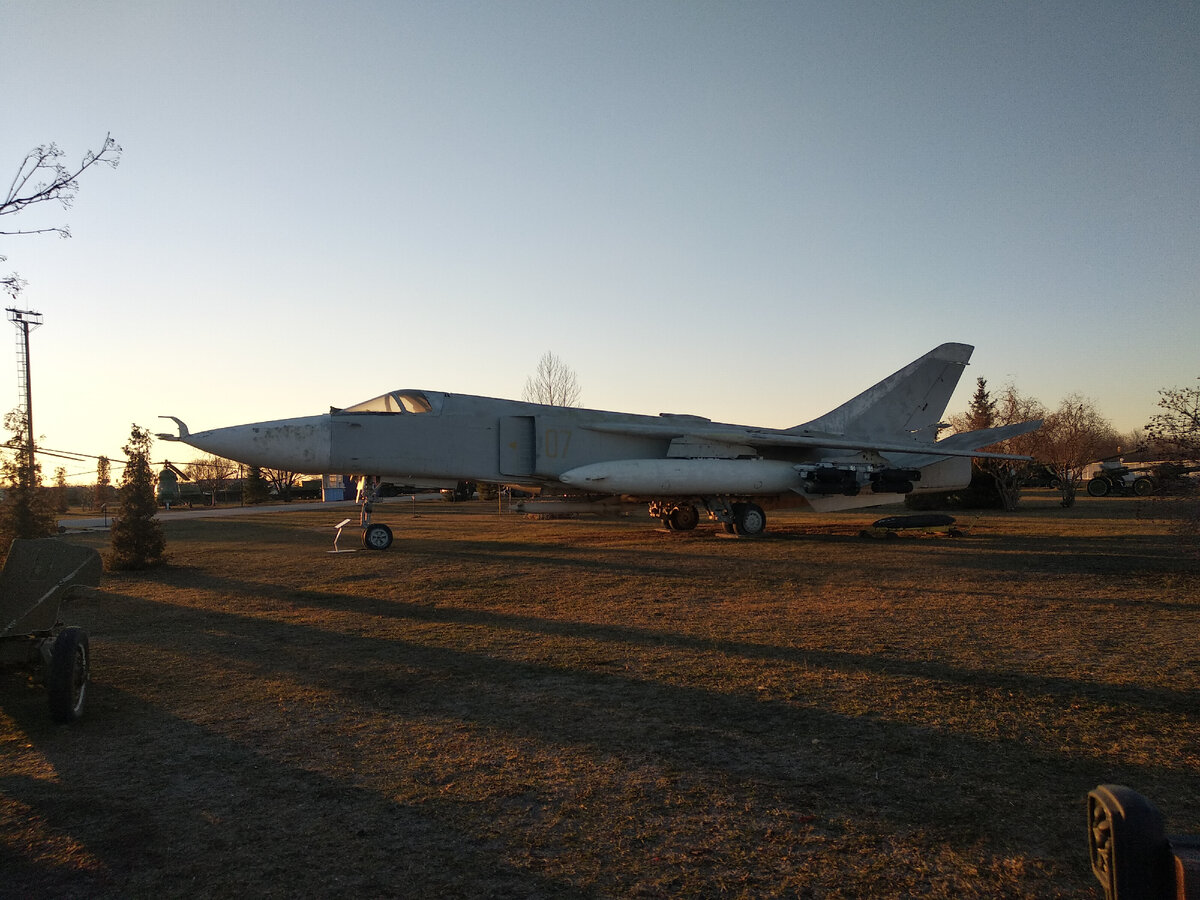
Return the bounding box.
[0,539,102,723]
[1087,460,1200,497]
[1087,461,1157,497]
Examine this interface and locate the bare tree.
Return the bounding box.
[1144,379,1200,541]
[186,454,237,506]
[1116,428,1147,455]
[1145,381,1200,463]
[1033,394,1119,508]
[522,351,581,407]
[263,468,300,501]
[2,133,122,297]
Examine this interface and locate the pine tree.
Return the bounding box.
[0,409,56,544]
[108,424,166,570]
[95,455,111,510]
[244,465,270,504]
[965,377,997,431]
[53,466,69,513]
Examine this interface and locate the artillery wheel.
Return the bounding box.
[362,523,394,550]
[48,626,90,724]
[1087,477,1110,497]
[1133,477,1154,496]
[668,504,699,531]
[732,502,766,536]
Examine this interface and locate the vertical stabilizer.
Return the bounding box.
[791,343,973,439]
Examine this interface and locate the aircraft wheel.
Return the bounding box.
[48,627,90,724]
[732,502,766,536]
[362,523,394,550]
[1087,477,1110,497]
[1133,477,1154,496]
[669,504,699,531]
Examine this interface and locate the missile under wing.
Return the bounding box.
[158,342,1041,535]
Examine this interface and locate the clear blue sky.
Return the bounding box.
[4,1,1197,481]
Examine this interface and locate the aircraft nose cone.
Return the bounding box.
[184,414,332,472]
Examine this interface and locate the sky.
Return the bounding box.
[3,1,1198,482]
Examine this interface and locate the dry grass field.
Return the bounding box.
[2,493,1197,898]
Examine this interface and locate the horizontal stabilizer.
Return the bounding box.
[887,419,1042,468]
[157,415,189,441]
[937,419,1043,453]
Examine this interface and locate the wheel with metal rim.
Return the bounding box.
[1086,477,1110,497]
[1133,477,1154,497]
[48,626,90,724]
[362,523,394,550]
[668,504,699,531]
[732,502,766,536]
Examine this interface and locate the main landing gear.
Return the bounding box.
[649,499,767,536]
[728,501,767,536]
[660,503,700,532]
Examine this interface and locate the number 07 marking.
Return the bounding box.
[544,428,572,459]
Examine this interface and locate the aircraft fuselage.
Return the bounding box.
[161,343,1041,534]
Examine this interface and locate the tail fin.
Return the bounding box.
[790,343,973,439]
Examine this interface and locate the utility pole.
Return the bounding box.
[7,308,43,489]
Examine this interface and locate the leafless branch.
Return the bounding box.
[1,133,121,227]
[1,133,121,297]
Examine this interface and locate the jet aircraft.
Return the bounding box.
[158,342,1040,539]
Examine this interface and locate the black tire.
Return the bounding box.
[1133,477,1154,497]
[362,523,393,550]
[1087,477,1110,497]
[732,502,766,536]
[48,626,89,724]
[668,504,699,531]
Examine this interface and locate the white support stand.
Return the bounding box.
[329,518,358,553]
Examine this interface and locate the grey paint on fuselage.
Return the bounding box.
[338,398,700,483]
[160,342,1042,532]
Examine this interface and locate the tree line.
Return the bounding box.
[925,376,1200,513]
[0,422,164,570]
[2,363,1198,568]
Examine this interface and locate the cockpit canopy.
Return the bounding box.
[338,390,443,415]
